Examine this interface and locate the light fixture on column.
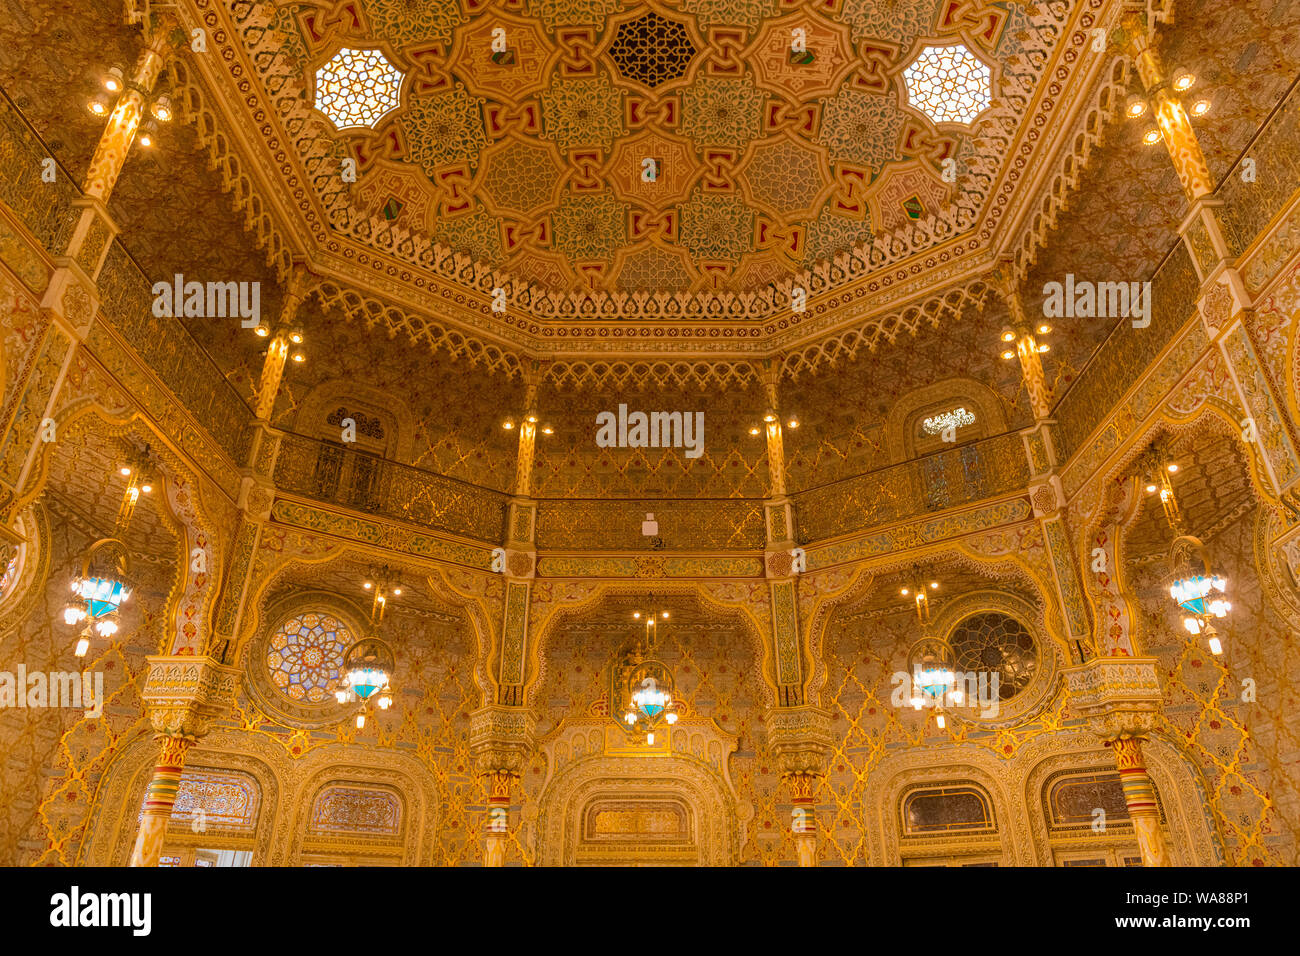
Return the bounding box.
[1170,66,1196,93]
[150,94,174,123]
[1123,64,1208,146]
[500,410,553,436]
[620,607,679,745]
[748,408,784,438]
[999,320,1051,362]
[336,568,401,726]
[87,61,172,148]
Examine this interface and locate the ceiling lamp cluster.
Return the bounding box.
[1139,446,1231,655]
[88,63,172,148]
[501,411,553,436]
[621,608,679,746]
[1125,65,1210,145]
[335,568,400,727]
[63,446,154,657]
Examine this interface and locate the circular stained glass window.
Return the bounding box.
[949,612,1038,701]
[265,612,352,703]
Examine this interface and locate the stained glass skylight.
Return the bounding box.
[315,48,404,130]
[266,612,352,703]
[902,44,992,126]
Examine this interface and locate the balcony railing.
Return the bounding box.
[791,430,1030,543]
[273,432,509,544]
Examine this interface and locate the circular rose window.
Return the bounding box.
[265,612,352,703]
[949,611,1038,701]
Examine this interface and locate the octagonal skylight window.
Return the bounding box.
[902,44,992,126]
[315,48,404,130]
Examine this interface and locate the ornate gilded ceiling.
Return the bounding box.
[191,0,1102,357]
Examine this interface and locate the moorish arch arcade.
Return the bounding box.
[0,0,1298,884]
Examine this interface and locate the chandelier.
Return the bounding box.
[63,446,153,657]
[1141,448,1230,655]
[64,539,132,657]
[1166,536,1230,655]
[901,571,958,729]
[621,608,679,745]
[335,569,400,727]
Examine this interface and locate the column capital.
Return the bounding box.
[1063,655,1164,740]
[140,655,240,739]
[469,705,537,776]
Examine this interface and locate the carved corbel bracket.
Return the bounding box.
[1063,655,1164,740]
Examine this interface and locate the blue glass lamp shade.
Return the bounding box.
[74,576,131,618]
[348,665,388,700]
[631,677,670,718]
[1170,574,1227,617]
[916,665,955,697]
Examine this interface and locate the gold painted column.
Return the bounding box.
[1121,12,1213,203]
[254,262,313,420]
[758,360,805,705]
[992,261,1051,421]
[495,362,545,706]
[2,18,181,524]
[129,655,239,867]
[470,706,536,867]
[85,15,180,201]
[767,706,833,867]
[994,261,1095,662]
[1064,655,1172,866]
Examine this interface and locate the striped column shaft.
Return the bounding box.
[482,770,516,867]
[1112,736,1171,866]
[787,772,820,867]
[129,735,192,867]
[1113,737,1158,811]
